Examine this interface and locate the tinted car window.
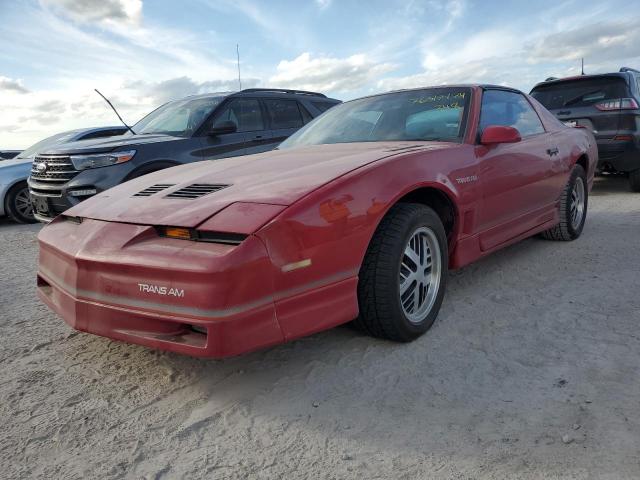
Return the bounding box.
[213,98,265,132]
[311,101,336,113]
[530,77,628,109]
[133,96,224,137]
[264,99,304,129]
[279,87,470,148]
[480,90,545,137]
[299,104,313,124]
[79,128,126,140]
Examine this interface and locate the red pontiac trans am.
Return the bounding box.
[37,85,597,358]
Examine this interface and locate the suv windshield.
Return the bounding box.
[132,95,226,137]
[530,77,629,110]
[279,87,470,149]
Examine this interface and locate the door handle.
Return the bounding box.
[252,135,263,140]
[546,147,559,156]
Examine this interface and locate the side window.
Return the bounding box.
[298,103,314,124]
[213,98,264,133]
[312,101,336,113]
[480,90,545,137]
[264,99,304,129]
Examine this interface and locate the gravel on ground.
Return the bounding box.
[1,176,639,479]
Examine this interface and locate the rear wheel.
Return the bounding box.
[355,203,448,342]
[630,169,640,192]
[542,164,587,241]
[5,182,36,224]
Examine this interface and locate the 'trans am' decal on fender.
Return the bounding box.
[138,283,185,298]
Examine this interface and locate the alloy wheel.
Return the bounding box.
[399,226,442,324]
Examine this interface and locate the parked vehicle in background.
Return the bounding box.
[1,127,126,223]
[530,67,640,191]
[37,85,596,358]
[28,89,341,222]
[0,150,22,160]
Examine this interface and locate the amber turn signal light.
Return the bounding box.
[163,227,193,240]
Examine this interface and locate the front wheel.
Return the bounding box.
[542,164,588,241]
[355,203,448,342]
[5,182,36,224]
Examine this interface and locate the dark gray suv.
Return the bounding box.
[530,68,640,191]
[28,88,340,222]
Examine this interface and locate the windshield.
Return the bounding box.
[131,96,225,137]
[279,88,470,149]
[530,77,628,110]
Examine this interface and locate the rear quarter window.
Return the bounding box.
[531,77,629,109]
[311,101,338,113]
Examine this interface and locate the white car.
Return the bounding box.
[1,126,126,223]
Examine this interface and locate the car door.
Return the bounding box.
[263,98,307,149]
[476,89,556,251]
[199,98,267,159]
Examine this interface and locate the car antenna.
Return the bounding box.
[581,58,585,75]
[236,44,242,91]
[94,89,136,135]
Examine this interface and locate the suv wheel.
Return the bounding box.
[355,203,448,342]
[5,182,36,224]
[630,169,640,192]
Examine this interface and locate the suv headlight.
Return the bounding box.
[70,150,136,170]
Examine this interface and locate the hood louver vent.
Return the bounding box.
[165,184,230,200]
[134,184,175,197]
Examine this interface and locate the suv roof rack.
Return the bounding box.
[239,88,327,98]
[620,67,640,73]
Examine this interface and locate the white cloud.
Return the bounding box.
[0,77,30,94]
[528,19,640,63]
[270,53,395,93]
[40,0,142,25]
[315,0,331,9]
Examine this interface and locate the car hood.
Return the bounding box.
[67,141,457,228]
[41,133,183,155]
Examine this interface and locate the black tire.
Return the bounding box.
[541,164,588,241]
[5,182,36,224]
[354,203,448,342]
[630,169,640,192]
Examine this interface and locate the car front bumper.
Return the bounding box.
[37,216,359,357]
[37,217,285,357]
[28,161,137,222]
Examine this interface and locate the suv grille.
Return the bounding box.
[165,184,229,199]
[134,184,175,197]
[30,155,79,196]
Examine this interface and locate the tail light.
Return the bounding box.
[594,98,639,111]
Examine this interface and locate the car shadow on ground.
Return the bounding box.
[591,174,631,195]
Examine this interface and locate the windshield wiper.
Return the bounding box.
[562,89,602,107]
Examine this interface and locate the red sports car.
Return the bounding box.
[37,85,597,358]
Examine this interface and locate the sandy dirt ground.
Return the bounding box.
[1,176,639,480]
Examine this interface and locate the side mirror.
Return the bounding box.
[209,120,237,136]
[481,125,521,145]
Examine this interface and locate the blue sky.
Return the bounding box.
[1,0,639,148]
